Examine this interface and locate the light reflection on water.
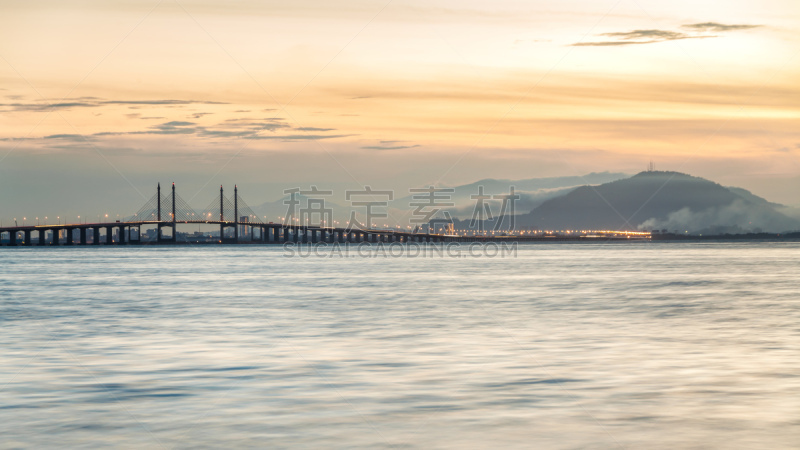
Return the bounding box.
[1,243,798,448]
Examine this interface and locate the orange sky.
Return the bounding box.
[0,0,799,219]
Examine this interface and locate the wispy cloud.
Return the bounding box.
[683,22,761,32]
[0,98,228,112]
[362,143,421,150]
[28,118,346,143]
[574,22,761,47]
[43,134,85,140]
[245,134,355,141]
[103,100,227,106]
[574,29,697,46]
[296,127,336,132]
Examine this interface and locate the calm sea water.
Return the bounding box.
[1,243,798,449]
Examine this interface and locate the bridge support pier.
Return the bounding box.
[66,228,73,245]
[23,230,31,246]
[129,226,140,244]
[80,228,86,245]
[93,227,100,245]
[51,229,60,245]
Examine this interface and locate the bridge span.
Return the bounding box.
[1,183,650,246]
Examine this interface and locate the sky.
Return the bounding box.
[0,0,799,223]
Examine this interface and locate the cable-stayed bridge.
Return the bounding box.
[0,183,475,246]
[0,183,651,246]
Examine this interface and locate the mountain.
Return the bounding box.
[460,171,800,234]
[724,187,782,208]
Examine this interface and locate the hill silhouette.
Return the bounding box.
[458,171,800,233]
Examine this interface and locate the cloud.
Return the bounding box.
[0,101,99,111]
[134,121,195,135]
[682,22,761,32]
[295,127,336,132]
[93,121,198,136]
[43,134,86,140]
[0,98,227,112]
[31,118,345,143]
[574,29,697,46]
[102,100,226,106]
[574,22,760,47]
[222,119,291,132]
[604,29,688,41]
[362,144,421,150]
[244,134,355,141]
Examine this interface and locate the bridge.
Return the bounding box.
[0,183,651,246]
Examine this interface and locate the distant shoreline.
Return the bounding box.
[3,232,800,247]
